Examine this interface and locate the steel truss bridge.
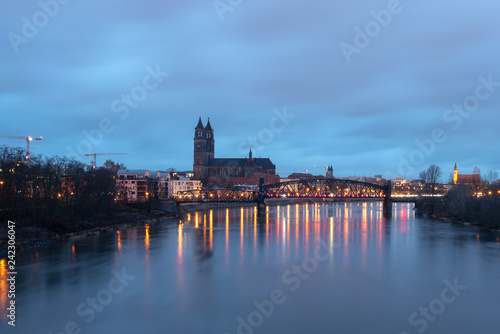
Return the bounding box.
[176,188,255,202]
[175,178,390,204]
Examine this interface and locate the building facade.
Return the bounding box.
[193,117,276,182]
[168,177,201,198]
[116,170,151,202]
[116,169,201,202]
[453,163,481,185]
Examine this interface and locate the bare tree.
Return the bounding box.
[419,164,442,193]
[483,169,498,185]
[103,159,126,175]
[429,164,442,184]
[0,146,118,224]
[418,170,428,183]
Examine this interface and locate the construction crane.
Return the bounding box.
[295,169,310,173]
[0,135,43,165]
[276,169,310,176]
[314,165,328,176]
[84,153,127,169]
[76,161,93,169]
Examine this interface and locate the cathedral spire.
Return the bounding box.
[205,117,213,131]
[453,162,458,184]
[195,116,204,129]
[249,148,253,160]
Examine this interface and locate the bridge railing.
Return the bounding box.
[175,188,256,203]
[263,178,387,198]
[175,178,391,203]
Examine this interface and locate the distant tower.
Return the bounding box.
[326,165,333,178]
[248,148,253,160]
[473,167,481,176]
[194,117,206,180]
[453,162,458,184]
[204,118,215,163]
[193,117,215,180]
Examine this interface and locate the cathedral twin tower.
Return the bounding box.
[193,117,276,182]
[193,117,214,180]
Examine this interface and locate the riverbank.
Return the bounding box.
[415,195,500,233]
[0,209,178,257]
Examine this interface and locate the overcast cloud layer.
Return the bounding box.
[1,0,499,179]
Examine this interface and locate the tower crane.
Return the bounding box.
[76,161,93,169]
[314,165,328,176]
[84,153,127,169]
[0,135,43,165]
[276,169,310,176]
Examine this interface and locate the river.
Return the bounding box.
[1,202,499,334]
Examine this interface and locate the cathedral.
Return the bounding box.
[193,117,276,182]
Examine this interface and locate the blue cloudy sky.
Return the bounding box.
[1,0,499,180]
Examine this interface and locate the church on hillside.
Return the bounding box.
[453,162,481,185]
[193,117,277,183]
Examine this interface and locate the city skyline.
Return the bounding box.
[1,1,499,179]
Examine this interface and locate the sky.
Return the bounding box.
[1,0,499,180]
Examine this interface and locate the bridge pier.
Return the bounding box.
[256,178,267,214]
[383,180,392,218]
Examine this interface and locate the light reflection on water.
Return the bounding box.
[1,202,500,334]
[0,259,7,321]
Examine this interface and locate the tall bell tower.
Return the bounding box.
[194,117,206,180]
[204,118,215,163]
[453,162,458,184]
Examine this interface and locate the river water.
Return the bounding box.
[1,202,500,334]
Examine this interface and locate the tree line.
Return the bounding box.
[416,164,500,228]
[0,146,123,226]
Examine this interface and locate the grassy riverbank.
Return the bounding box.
[0,206,178,256]
[415,189,500,232]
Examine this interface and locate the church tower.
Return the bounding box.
[204,118,215,163]
[326,165,333,178]
[453,162,458,184]
[194,117,206,180]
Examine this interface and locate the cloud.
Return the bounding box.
[0,0,499,177]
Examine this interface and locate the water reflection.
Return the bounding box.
[10,201,500,334]
[115,230,122,265]
[225,208,229,265]
[116,230,122,252]
[145,224,150,283]
[145,224,150,251]
[173,202,411,266]
[0,259,7,322]
[178,223,183,264]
